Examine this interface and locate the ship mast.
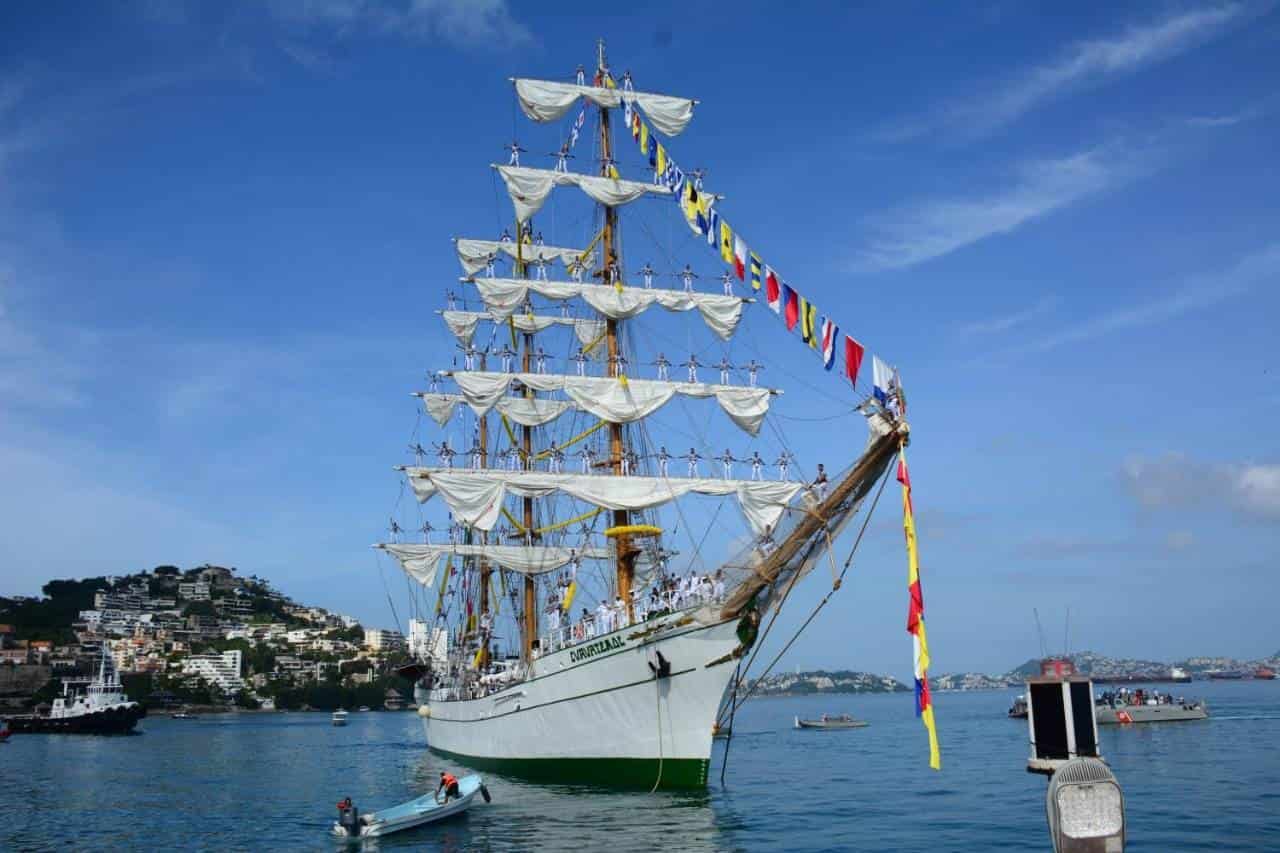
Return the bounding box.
[597,39,637,622]
[477,354,491,668]
[515,232,538,664]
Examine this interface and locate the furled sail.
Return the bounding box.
[514,78,695,136]
[405,468,804,537]
[496,165,671,222]
[418,392,575,428]
[466,277,746,340]
[442,310,604,348]
[455,238,594,277]
[378,542,613,587]
[446,371,775,435]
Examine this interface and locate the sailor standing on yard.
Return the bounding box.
[654,352,670,380]
[716,356,733,385]
[535,346,548,374]
[684,447,702,477]
[678,264,698,293]
[532,256,550,281]
[575,64,586,86]
[504,141,526,166]
[567,258,585,282]
[750,451,765,480]
[551,144,574,173]
[719,271,734,295]
[437,441,456,469]
[639,262,655,289]
[576,446,593,474]
[717,449,737,479]
[776,451,791,481]
[744,359,764,387]
[572,347,589,376]
[499,344,516,373]
[547,441,563,473]
[657,445,671,477]
[684,353,701,383]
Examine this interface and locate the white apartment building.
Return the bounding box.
[364,629,405,652]
[181,650,245,693]
[408,619,447,664]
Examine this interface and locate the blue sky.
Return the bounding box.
[2,1,1277,678]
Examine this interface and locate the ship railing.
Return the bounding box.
[537,587,726,657]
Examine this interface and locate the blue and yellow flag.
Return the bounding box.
[719,220,734,264]
[800,296,818,349]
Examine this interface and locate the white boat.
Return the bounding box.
[331,709,349,726]
[6,646,145,734]
[332,775,489,839]
[374,42,910,789]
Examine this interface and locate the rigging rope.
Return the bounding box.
[725,459,896,719]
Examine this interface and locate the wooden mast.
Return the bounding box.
[477,360,491,668]
[514,226,538,664]
[597,39,637,624]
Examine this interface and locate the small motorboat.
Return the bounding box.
[794,714,868,729]
[170,711,198,720]
[1008,694,1028,719]
[332,709,349,726]
[357,706,371,712]
[332,775,490,839]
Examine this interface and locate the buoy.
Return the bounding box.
[418,705,431,718]
[604,524,662,538]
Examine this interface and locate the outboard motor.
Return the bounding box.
[336,798,360,837]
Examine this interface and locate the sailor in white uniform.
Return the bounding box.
[568,259,585,282]
[716,356,733,385]
[683,353,700,383]
[639,262,655,289]
[437,441,456,469]
[505,141,525,166]
[719,271,734,295]
[572,348,589,376]
[552,144,573,173]
[596,599,613,635]
[750,451,765,481]
[532,257,550,281]
[678,264,698,293]
[468,440,484,470]
[657,446,671,477]
[684,448,702,477]
[499,344,516,373]
[776,452,790,481]
[654,352,670,380]
[575,64,586,86]
[744,359,763,387]
[548,441,563,473]
[535,346,548,374]
[718,448,736,480]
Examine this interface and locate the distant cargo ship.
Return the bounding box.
[1208,670,1246,680]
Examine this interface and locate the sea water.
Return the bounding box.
[3,680,1277,851]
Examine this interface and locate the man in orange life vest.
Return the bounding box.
[436,771,460,803]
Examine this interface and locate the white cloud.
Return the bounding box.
[1121,453,1280,521]
[881,4,1247,141]
[1019,241,1280,353]
[957,295,1056,337]
[268,0,531,49]
[855,146,1135,271]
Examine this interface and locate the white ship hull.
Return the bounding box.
[415,610,742,789]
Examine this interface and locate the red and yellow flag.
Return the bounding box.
[899,446,941,770]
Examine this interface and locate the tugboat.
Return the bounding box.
[6,647,145,734]
[1255,667,1276,680]
[332,708,349,727]
[1170,666,1192,683]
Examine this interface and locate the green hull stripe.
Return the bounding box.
[427,745,710,790]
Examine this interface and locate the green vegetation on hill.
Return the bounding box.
[0,577,112,643]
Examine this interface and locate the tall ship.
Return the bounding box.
[5,646,145,734]
[377,44,909,789]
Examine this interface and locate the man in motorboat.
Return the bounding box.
[436,771,461,803]
[336,797,364,836]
